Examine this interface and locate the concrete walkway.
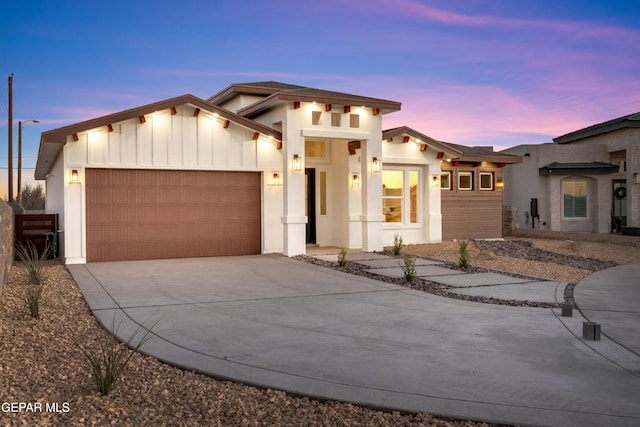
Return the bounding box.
[573,263,640,356]
[68,255,640,427]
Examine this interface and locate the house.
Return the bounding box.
[502,112,639,234]
[437,143,521,240]
[35,81,518,264]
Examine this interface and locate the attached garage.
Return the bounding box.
[85,169,261,262]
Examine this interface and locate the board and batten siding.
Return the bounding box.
[66,105,272,171]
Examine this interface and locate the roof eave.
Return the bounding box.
[382,126,462,157]
[35,94,282,179]
[554,114,640,144]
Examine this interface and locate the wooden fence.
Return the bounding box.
[14,214,58,258]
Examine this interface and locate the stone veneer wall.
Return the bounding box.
[503,206,519,235]
[0,200,13,288]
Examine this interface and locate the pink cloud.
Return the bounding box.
[372,0,640,44]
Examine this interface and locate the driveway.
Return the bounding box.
[68,255,640,427]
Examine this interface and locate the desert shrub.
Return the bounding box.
[403,255,416,282]
[392,234,403,256]
[73,315,158,395]
[458,239,470,269]
[14,241,50,318]
[337,245,348,268]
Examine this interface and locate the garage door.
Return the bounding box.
[86,169,261,262]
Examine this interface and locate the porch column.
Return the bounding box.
[427,165,443,242]
[281,114,306,257]
[360,139,384,252]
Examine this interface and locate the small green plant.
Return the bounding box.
[337,245,348,268]
[458,239,470,269]
[14,241,50,318]
[74,315,159,395]
[392,234,403,256]
[403,255,416,282]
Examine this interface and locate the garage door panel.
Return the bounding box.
[86,169,261,262]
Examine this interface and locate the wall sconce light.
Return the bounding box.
[352,174,360,188]
[496,178,504,188]
[432,175,439,188]
[70,169,80,183]
[292,154,302,173]
[270,172,281,186]
[371,157,381,174]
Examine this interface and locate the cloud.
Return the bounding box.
[374,0,640,43]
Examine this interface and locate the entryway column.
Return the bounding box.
[281,113,307,257]
[360,139,384,252]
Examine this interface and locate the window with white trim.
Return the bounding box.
[440,171,451,190]
[382,169,420,224]
[479,172,494,190]
[458,172,473,190]
[563,180,587,218]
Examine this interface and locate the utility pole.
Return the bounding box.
[7,74,13,202]
[18,119,39,206]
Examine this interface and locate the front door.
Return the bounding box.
[612,179,627,231]
[305,168,316,244]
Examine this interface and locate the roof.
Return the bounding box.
[382,126,462,158]
[538,162,620,176]
[444,142,523,164]
[209,81,402,118]
[35,94,282,180]
[554,112,640,144]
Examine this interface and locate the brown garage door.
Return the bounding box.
[86,169,261,262]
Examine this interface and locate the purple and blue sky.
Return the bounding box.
[1,0,639,197]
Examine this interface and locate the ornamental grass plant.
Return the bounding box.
[14,241,50,318]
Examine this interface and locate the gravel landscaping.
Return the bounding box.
[1,237,638,426]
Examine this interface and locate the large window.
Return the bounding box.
[563,180,587,218]
[382,169,420,224]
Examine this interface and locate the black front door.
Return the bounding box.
[612,179,627,231]
[305,168,316,244]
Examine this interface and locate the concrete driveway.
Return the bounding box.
[68,255,640,427]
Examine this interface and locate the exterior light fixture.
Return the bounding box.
[292,154,302,173]
[432,175,439,188]
[371,157,381,174]
[70,169,80,183]
[352,174,360,188]
[496,178,504,188]
[270,172,281,186]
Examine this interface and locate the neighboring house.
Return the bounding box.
[35,81,518,264]
[438,143,522,240]
[502,112,639,234]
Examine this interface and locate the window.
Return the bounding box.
[479,172,494,190]
[440,171,451,190]
[349,114,360,128]
[311,111,322,125]
[382,169,420,224]
[331,113,341,127]
[305,140,326,158]
[382,171,403,223]
[409,171,419,223]
[320,171,327,215]
[458,172,473,190]
[563,180,587,218]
